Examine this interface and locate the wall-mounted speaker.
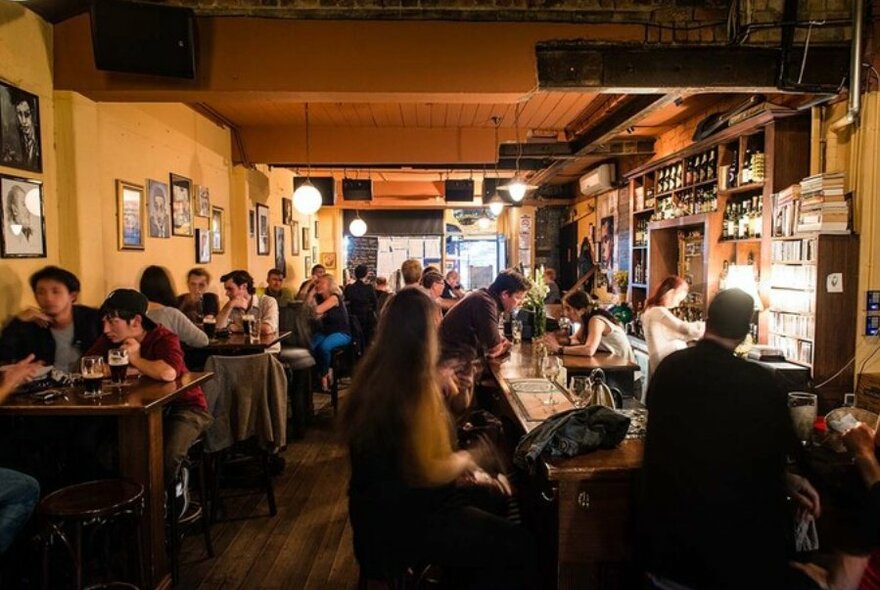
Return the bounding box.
[342,179,372,201]
[445,179,475,202]
[294,177,335,206]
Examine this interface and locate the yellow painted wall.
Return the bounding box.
[0,2,57,321]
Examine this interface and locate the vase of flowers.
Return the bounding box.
[520,266,549,340]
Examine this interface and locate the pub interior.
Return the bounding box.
[2,0,880,588]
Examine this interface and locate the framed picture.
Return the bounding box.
[314,220,319,239]
[274,226,286,276]
[304,256,311,277]
[290,220,300,255]
[195,228,211,263]
[599,215,614,270]
[170,173,193,236]
[312,246,317,262]
[0,82,42,173]
[282,198,293,225]
[256,203,270,256]
[0,175,45,258]
[302,227,310,250]
[211,206,224,253]
[116,180,144,250]
[146,179,171,238]
[248,209,255,238]
[319,252,337,270]
[195,185,210,218]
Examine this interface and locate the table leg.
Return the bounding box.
[118,411,171,590]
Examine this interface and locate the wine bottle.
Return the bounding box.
[742,145,753,184]
[727,150,738,188]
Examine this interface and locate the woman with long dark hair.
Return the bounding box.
[140,266,209,348]
[542,290,635,362]
[641,275,704,376]
[342,288,537,589]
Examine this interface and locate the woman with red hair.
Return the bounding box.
[641,276,705,376]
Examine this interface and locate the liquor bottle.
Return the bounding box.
[685,160,694,186]
[634,260,642,285]
[742,146,753,184]
[738,200,749,239]
[707,149,716,179]
[751,196,763,238]
[709,185,718,212]
[723,203,733,240]
[675,163,682,189]
[727,150,738,188]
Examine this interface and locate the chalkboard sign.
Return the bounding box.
[347,236,378,281]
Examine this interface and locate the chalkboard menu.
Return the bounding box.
[347,236,378,280]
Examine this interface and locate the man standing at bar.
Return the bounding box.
[641,288,821,590]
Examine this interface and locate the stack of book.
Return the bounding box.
[772,184,801,237]
[797,172,850,234]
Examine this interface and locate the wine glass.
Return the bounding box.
[542,356,562,406]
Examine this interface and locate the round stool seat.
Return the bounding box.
[41,479,144,519]
[278,347,316,370]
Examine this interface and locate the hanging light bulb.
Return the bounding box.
[349,211,367,237]
[487,117,506,216]
[498,102,533,202]
[478,214,492,230]
[489,196,504,216]
[293,103,323,215]
[507,178,527,202]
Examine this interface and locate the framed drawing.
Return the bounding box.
[256,203,270,255]
[170,173,193,236]
[282,198,293,225]
[302,227,310,250]
[274,226,286,276]
[195,228,211,263]
[211,206,224,253]
[319,251,337,270]
[290,220,300,255]
[195,185,210,218]
[0,82,42,173]
[599,215,614,270]
[248,209,255,238]
[314,219,319,239]
[304,256,311,278]
[146,179,171,238]
[116,180,144,250]
[0,175,45,258]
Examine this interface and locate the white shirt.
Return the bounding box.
[641,306,705,376]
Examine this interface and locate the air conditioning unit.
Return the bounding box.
[578,163,616,197]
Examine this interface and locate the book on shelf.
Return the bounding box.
[796,172,851,234]
[773,184,801,237]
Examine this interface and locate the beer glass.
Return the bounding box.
[570,376,589,408]
[108,348,129,386]
[511,320,523,345]
[203,317,217,339]
[242,314,259,342]
[788,392,818,445]
[81,356,105,398]
[541,356,562,406]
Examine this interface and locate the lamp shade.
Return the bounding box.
[489,200,504,216]
[293,180,322,215]
[725,265,764,311]
[349,217,367,237]
[507,177,528,202]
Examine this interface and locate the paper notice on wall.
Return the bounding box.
[391,250,408,271]
[390,238,408,251]
[408,239,424,259]
[378,237,392,253]
[424,239,441,259]
[377,251,394,278]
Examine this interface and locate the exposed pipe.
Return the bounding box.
[832,0,865,130]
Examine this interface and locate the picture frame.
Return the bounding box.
[195,228,211,263]
[170,173,193,236]
[248,209,255,238]
[0,174,45,258]
[314,219,319,239]
[282,198,293,225]
[274,226,286,276]
[312,246,317,261]
[599,215,614,270]
[211,206,224,253]
[319,251,337,270]
[290,220,300,255]
[195,185,210,218]
[146,179,171,238]
[304,255,312,277]
[0,82,42,174]
[256,203,270,256]
[302,227,310,250]
[116,179,144,251]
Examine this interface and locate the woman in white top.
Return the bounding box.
[140,266,209,348]
[641,275,705,376]
[542,290,635,363]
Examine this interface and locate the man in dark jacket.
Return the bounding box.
[343,264,379,347]
[0,266,101,371]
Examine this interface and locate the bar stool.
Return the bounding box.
[39,479,145,590]
[167,438,214,585]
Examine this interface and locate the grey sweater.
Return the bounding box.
[146,306,209,348]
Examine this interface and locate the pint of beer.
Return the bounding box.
[108,348,129,386]
[203,317,217,338]
[81,356,105,397]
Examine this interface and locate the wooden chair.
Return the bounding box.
[166,438,214,585]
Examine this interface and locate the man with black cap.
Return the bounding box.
[85,289,212,484]
[641,288,822,590]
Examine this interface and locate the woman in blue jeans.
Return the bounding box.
[308,275,351,391]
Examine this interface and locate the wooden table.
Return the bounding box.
[0,372,213,590]
[201,331,291,354]
[488,344,643,590]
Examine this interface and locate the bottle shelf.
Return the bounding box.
[720,182,765,196]
[631,283,648,289]
[718,237,762,244]
[633,208,655,216]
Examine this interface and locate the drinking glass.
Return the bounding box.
[108,348,129,386]
[81,356,105,398]
[242,314,257,341]
[542,356,562,406]
[202,317,217,339]
[570,376,589,408]
[511,320,523,345]
[788,392,818,445]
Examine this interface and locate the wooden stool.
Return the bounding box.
[40,479,145,590]
[167,439,214,585]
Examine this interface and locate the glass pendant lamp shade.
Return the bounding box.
[293,179,322,215]
[507,177,528,202]
[349,217,367,237]
[489,200,504,216]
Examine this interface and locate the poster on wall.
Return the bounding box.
[195,185,210,218]
[195,228,211,263]
[274,226,286,276]
[147,179,171,238]
[170,173,193,236]
[599,215,614,269]
[256,203,270,255]
[116,180,144,250]
[211,206,224,253]
[0,174,44,258]
[0,82,41,174]
[518,214,533,272]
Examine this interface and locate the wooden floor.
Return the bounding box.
[179,402,360,590]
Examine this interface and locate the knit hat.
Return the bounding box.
[706,288,754,340]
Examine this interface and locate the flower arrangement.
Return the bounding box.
[613,270,628,296]
[524,266,549,310]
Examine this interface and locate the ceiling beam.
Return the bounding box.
[536,43,851,93]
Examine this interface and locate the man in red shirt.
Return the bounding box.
[87,289,212,483]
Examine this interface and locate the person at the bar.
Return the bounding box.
[641,288,821,590]
[177,267,220,323]
[264,268,296,307]
[297,264,326,301]
[441,270,464,301]
[543,268,561,304]
[0,266,101,372]
[541,290,635,362]
[400,259,423,289]
[343,265,378,347]
[343,287,537,589]
[374,276,392,313]
[86,289,212,483]
[139,265,209,349]
[216,270,279,336]
[306,274,352,392]
[641,275,705,376]
[421,270,451,311]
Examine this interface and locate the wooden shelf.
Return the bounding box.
[771,259,816,265]
[769,285,815,292]
[631,283,648,289]
[769,330,814,343]
[633,208,654,216]
[632,245,648,250]
[648,212,710,231]
[719,237,762,244]
[720,182,765,196]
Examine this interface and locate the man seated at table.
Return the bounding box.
[438,270,529,415]
[86,289,212,483]
[0,265,102,372]
[216,270,279,336]
[264,269,295,308]
[641,288,822,590]
[297,264,325,301]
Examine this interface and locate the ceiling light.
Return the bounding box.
[478,215,492,230]
[293,103,322,215]
[489,196,504,216]
[349,211,367,237]
[507,177,528,202]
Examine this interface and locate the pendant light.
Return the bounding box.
[500,101,534,202]
[293,103,323,215]
[349,210,367,237]
[487,116,505,216]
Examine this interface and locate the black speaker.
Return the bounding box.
[342,179,372,201]
[294,177,335,206]
[445,179,475,202]
[91,0,197,79]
